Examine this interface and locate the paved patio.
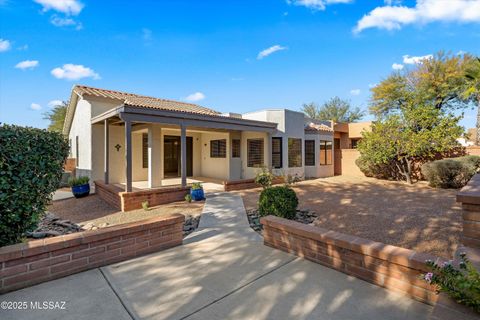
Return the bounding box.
[1,193,432,320]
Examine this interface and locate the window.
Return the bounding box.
[210,139,226,158]
[75,136,79,167]
[271,137,283,168]
[142,133,148,168]
[247,139,264,167]
[351,139,360,149]
[288,138,302,168]
[232,139,240,158]
[320,140,333,165]
[305,140,315,166]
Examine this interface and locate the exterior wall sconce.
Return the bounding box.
[115,144,121,152]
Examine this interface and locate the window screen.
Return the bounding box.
[305,140,315,166]
[232,139,240,158]
[210,139,227,158]
[288,138,302,168]
[247,139,264,167]
[142,133,148,168]
[272,137,283,168]
[320,140,333,165]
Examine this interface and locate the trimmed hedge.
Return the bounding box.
[421,155,480,189]
[0,124,69,246]
[258,185,298,220]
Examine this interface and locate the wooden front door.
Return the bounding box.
[163,136,193,177]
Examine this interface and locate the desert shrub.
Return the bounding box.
[191,182,202,190]
[0,124,69,246]
[258,186,298,220]
[422,158,476,188]
[422,253,480,313]
[255,167,273,189]
[458,155,480,171]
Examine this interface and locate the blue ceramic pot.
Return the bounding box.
[72,183,90,198]
[190,188,205,201]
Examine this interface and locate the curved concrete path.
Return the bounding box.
[1,193,432,320]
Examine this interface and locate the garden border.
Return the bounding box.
[0,214,184,294]
[261,215,440,305]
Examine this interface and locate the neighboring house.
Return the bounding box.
[63,85,335,193]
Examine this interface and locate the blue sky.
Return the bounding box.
[1,0,479,129]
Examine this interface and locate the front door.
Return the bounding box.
[163,136,193,177]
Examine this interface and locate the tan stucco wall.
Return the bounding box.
[339,149,363,177]
[200,131,230,180]
[304,133,334,178]
[348,121,372,139]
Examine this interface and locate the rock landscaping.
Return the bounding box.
[26,212,83,239]
[247,208,317,233]
[183,215,200,236]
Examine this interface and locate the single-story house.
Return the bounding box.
[64,85,340,210]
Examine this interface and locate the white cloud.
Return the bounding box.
[392,63,404,70]
[368,83,378,88]
[184,92,206,102]
[257,45,287,60]
[15,60,39,70]
[30,103,42,110]
[50,15,82,29]
[48,100,63,107]
[0,39,11,52]
[142,28,152,41]
[34,0,83,15]
[402,54,432,64]
[350,89,361,96]
[51,64,100,80]
[17,44,28,50]
[354,0,480,33]
[287,0,353,11]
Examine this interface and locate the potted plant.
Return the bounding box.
[68,176,90,198]
[190,182,205,201]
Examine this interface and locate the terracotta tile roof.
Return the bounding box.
[73,85,221,116]
[304,122,333,133]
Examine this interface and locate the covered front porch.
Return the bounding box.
[91,105,276,205]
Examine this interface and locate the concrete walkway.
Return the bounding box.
[1,193,432,320]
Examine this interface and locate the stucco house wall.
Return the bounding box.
[69,98,92,179]
[304,132,334,178]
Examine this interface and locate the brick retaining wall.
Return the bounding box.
[457,174,480,249]
[0,214,184,293]
[95,180,191,212]
[261,215,439,305]
[223,177,284,191]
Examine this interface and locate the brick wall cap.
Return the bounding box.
[260,215,438,270]
[0,214,184,263]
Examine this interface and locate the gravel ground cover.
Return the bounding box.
[236,175,462,259]
[47,194,204,236]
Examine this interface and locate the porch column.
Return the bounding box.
[148,125,162,188]
[125,119,132,192]
[104,119,109,184]
[180,124,187,187]
[266,132,272,168]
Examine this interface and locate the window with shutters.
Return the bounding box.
[305,140,315,166]
[247,139,264,167]
[320,140,333,165]
[232,139,240,158]
[288,138,302,168]
[142,133,148,168]
[210,139,226,158]
[271,137,282,168]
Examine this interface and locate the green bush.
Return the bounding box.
[0,124,69,246]
[421,156,478,188]
[68,176,89,187]
[255,167,273,189]
[258,186,298,220]
[422,253,480,313]
[191,182,202,190]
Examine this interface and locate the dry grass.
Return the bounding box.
[235,175,462,259]
[48,194,204,227]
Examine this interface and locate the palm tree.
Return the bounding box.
[465,57,480,145]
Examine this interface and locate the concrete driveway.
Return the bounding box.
[0,193,432,320]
